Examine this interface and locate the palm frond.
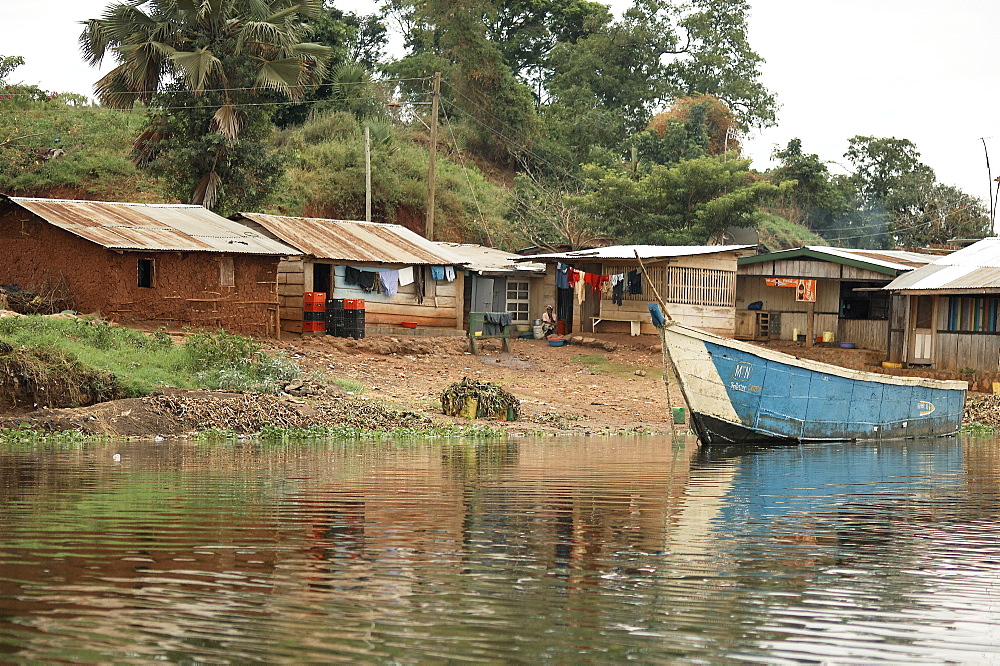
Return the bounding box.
[93,64,143,109]
[169,47,221,93]
[254,57,303,97]
[211,104,243,141]
[192,167,223,209]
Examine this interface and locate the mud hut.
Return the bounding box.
[0,196,299,336]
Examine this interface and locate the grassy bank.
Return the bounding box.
[0,316,299,407]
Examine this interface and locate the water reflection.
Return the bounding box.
[1,435,999,661]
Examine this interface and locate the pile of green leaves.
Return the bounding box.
[441,377,520,420]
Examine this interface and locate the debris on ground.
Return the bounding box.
[0,284,73,315]
[964,394,1000,428]
[441,377,520,420]
[145,392,431,433]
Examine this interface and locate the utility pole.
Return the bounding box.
[364,125,372,222]
[426,71,441,241]
[982,137,997,234]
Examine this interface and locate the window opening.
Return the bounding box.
[138,258,154,288]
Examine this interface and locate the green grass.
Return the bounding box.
[571,353,660,380]
[0,316,299,397]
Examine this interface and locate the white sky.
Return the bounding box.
[3,0,999,203]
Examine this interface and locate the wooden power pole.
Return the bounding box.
[364,125,371,222]
[426,71,441,240]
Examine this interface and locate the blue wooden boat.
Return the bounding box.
[658,320,967,445]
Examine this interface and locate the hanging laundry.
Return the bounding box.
[627,269,643,295]
[380,269,400,296]
[567,268,580,288]
[430,266,445,280]
[612,280,625,306]
[344,266,363,286]
[353,269,378,292]
[398,266,414,286]
[444,266,456,281]
[415,267,425,304]
[555,262,569,290]
[574,278,586,305]
[584,272,609,295]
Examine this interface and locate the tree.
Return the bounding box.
[634,94,738,167]
[506,171,608,250]
[80,0,332,209]
[389,0,539,165]
[575,155,790,244]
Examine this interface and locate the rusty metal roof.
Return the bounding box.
[4,196,300,255]
[235,213,465,265]
[887,237,1000,291]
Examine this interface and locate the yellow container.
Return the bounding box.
[459,397,478,419]
[882,361,902,369]
[822,331,835,342]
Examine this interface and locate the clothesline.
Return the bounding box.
[555,261,643,305]
[343,264,454,297]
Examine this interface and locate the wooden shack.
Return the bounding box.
[0,196,299,336]
[738,246,936,350]
[885,237,1000,370]
[232,213,467,337]
[519,245,754,337]
[436,242,546,329]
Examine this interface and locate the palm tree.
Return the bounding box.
[80,0,332,207]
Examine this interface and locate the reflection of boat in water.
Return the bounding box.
[657,319,966,446]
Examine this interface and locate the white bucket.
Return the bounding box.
[532,325,544,339]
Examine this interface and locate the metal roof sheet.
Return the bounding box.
[520,244,754,262]
[740,245,936,273]
[436,243,545,274]
[5,196,299,255]
[236,213,465,266]
[886,237,1000,291]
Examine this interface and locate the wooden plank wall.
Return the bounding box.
[278,257,306,334]
[838,319,888,352]
[278,259,462,334]
[736,275,839,340]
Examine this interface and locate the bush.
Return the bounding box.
[183,329,299,393]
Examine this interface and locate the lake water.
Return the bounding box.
[2,435,1000,662]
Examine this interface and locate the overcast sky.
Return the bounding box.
[4,0,999,204]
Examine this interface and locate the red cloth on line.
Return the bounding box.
[584,272,609,294]
[567,268,581,287]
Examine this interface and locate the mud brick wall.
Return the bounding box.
[0,212,280,336]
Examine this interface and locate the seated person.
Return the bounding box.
[541,304,557,337]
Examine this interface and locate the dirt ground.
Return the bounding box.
[275,332,682,435]
[0,332,686,438]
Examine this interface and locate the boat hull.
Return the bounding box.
[660,322,967,445]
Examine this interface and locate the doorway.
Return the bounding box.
[908,295,934,364]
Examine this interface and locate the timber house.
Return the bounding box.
[232,213,467,337]
[518,245,755,337]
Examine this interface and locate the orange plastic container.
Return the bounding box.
[303,320,325,332]
[304,302,326,312]
[304,291,326,304]
[344,298,365,310]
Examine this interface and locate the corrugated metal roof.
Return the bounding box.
[236,213,465,266]
[740,245,936,274]
[437,243,545,274]
[5,196,300,255]
[520,244,755,261]
[887,237,1000,291]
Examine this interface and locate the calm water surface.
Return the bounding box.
[2,435,1000,662]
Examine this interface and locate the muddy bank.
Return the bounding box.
[0,333,678,438]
